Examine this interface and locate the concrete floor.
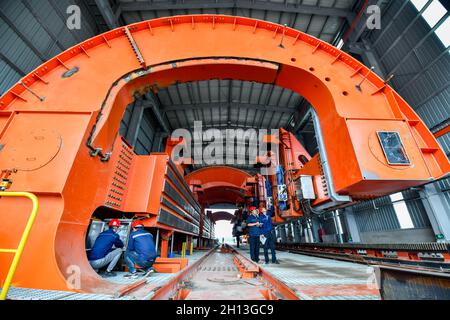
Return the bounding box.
[234,244,381,300]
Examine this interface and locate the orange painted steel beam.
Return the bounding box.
[433,121,450,139]
[185,166,253,206]
[185,166,252,238]
[0,15,448,295]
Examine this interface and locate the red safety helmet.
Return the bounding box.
[131,220,144,229]
[108,219,121,228]
[248,206,257,212]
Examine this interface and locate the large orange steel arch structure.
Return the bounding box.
[0,15,448,294]
[185,166,253,207]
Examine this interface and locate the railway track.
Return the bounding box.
[277,242,450,299]
[150,245,300,300]
[276,242,450,272]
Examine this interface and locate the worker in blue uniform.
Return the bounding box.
[259,207,279,264]
[246,206,262,263]
[124,220,157,278]
[88,219,124,277]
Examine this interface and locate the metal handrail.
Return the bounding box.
[0,191,39,300]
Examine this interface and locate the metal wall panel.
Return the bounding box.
[402,189,431,229]
[0,0,101,95]
[353,196,400,232]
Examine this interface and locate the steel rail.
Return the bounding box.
[150,247,217,300]
[227,245,300,300]
[278,246,450,273]
[150,244,301,300]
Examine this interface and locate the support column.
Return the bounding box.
[94,0,120,29]
[159,230,173,258]
[342,206,361,243]
[293,220,302,243]
[286,222,294,243]
[302,219,314,243]
[185,234,190,255]
[152,130,169,152]
[125,98,145,148]
[155,229,160,254]
[333,210,344,243]
[274,226,280,241]
[347,40,387,79]
[419,183,450,242]
[279,224,287,243]
[297,222,305,243]
[310,217,320,243]
[170,233,175,256]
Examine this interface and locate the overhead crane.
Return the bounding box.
[0,15,448,299]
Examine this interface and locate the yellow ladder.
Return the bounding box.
[0,192,39,300]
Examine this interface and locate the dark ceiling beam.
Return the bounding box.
[181,123,278,130]
[0,51,26,78]
[95,0,120,29]
[21,0,65,52]
[163,102,294,114]
[117,0,356,23]
[293,108,312,134]
[0,10,47,62]
[144,92,171,133]
[125,98,145,148]
[344,0,386,46]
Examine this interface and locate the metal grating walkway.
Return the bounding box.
[2,287,134,300]
[234,245,381,300]
[3,250,211,300]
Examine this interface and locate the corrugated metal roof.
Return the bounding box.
[158,80,301,130]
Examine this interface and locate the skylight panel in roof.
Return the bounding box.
[411,0,428,11]
[435,16,450,46]
[422,0,446,27]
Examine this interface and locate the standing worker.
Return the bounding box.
[88,219,124,277]
[259,207,279,264]
[246,206,262,263]
[124,220,157,278]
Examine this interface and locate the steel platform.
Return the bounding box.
[234,245,381,300]
[2,250,210,300]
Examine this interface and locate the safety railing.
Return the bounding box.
[0,192,39,300]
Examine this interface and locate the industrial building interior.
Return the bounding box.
[0,0,449,301]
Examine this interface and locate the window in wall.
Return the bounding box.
[411,0,428,11]
[411,0,450,48]
[435,16,450,46]
[390,192,414,229]
[422,0,446,27]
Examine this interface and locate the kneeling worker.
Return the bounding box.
[88,219,124,277]
[124,220,157,278]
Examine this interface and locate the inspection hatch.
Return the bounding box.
[0,128,62,171]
